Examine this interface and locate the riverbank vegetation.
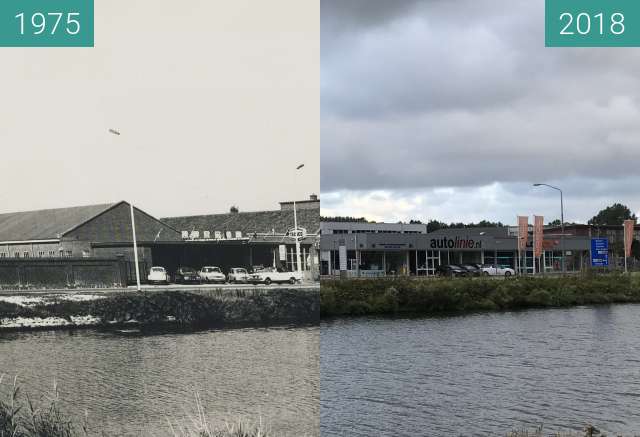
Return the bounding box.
[0,289,319,331]
[0,376,273,437]
[321,274,640,317]
[507,424,603,437]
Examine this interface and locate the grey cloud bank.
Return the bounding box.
[321,0,640,223]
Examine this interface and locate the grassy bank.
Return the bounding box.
[320,275,640,317]
[0,288,319,331]
[0,376,273,437]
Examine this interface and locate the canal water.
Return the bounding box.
[321,304,640,436]
[0,325,319,437]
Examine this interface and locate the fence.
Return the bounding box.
[0,257,128,289]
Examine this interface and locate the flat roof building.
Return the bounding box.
[320,221,595,277]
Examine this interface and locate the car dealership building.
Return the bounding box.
[320,221,595,277]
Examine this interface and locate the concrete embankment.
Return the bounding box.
[320,275,640,317]
[0,287,319,331]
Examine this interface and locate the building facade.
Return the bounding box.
[320,222,594,277]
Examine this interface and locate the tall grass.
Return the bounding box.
[321,274,640,317]
[0,377,272,437]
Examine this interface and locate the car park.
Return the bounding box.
[228,267,250,283]
[250,267,302,285]
[198,266,227,283]
[147,266,170,284]
[480,264,516,277]
[460,264,482,276]
[435,264,468,277]
[174,267,201,284]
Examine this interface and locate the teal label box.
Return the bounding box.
[546,0,640,46]
[0,0,93,47]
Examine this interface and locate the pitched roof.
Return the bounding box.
[0,203,117,242]
[162,208,320,236]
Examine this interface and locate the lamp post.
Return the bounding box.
[533,183,565,274]
[294,164,304,277]
[110,128,141,291]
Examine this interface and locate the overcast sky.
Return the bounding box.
[1,0,319,218]
[321,0,640,225]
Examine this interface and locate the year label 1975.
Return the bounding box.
[0,0,93,47]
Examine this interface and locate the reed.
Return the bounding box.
[0,377,273,437]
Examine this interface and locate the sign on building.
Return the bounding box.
[279,244,287,261]
[591,238,609,267]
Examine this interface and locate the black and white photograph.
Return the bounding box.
[0,1,319,436]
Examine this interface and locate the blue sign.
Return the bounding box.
[591,238,609,267]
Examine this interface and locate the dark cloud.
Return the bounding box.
[321,0,640,219]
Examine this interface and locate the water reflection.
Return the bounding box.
[321,305,640,436]
[0,326,319,437]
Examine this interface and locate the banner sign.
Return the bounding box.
[591,238,609,267]
[517,216,529,251]
[624,219,635,257]
[533,215,544,258]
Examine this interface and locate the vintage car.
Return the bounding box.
[147,266,170,285]
[174,267,201,284]
[198,266,227,283]
[250,267,302,285]
[227,267,250,283]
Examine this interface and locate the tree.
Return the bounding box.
[230,206,239,213]
[426,220,448,233]
[588,203,637,225]
[548,219,561,226]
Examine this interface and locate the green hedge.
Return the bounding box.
[320,275,640,317]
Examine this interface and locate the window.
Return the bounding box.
[82,250,90,258]
[235,231,242,239]
[65,250,72,257]
[332,229,348,234]
[0,253,6,258]
[190,230,200,239]
[203,231,211,239]
[225,231,232,239]
[23,251,30,258]
[38,251,45,257]
[214,231,222,239]
[14,252,20,258]
[181,231,189,239]
[48,251,55,257]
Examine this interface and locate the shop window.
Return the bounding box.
[203,231,210,239]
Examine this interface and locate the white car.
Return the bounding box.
[480,264,516,277]
[198,266,227,283]
[250,267,302,285]
[228,267,250,283]
[147,266,170,284]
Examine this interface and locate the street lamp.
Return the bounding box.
[533,183,565,274]
[110,128,141,291]
[293,164,304,277]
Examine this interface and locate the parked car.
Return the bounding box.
[460,264,482,276]
[198,266,227,283]
[250,267,302,285]
[147,266,170,285]
[228,267,250,283]
[480,264,516,277]
[435,264,468,277]
[174,267,201,284]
